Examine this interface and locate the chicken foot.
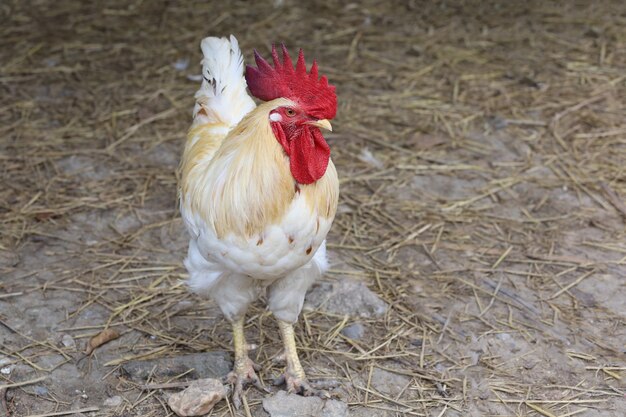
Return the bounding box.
[274,319,329,398]
[224,317,266,409]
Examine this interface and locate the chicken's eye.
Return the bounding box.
[285,108,296,117]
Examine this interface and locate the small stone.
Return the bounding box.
[341,323,365,340]
[496,332,511,341]
[61,334,76,349]
[321,399,349,417]
[167,378,226,417]
[305,278,388,318]
[263,391,321,417]
[0,366,13,375]
[173,58,189,71]
[103,395,123,407]
[33,385,48,396]
[263,391,348,417]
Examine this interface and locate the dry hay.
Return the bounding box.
[1,0,625,416]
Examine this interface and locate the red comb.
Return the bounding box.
[245,44,337,120]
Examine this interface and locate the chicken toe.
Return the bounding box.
[273,370,329,398]
[225,357,266,409]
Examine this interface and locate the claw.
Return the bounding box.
[272,374,286,386]
[254,378,271,393]
[224,357,266,409]
[232,378,243,410]
[275,371,329,399]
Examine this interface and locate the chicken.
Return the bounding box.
[179,35,338,407]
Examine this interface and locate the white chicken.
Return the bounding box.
[179,35,338,407]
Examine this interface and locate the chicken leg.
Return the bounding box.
[224,317,264,409]
[274,319,328,397]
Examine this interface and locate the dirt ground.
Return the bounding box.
[1,1,625,416]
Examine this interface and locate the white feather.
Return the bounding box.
[192,35,256,130]
[183,191,333,322]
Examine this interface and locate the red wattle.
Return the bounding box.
[271,123,330,184]
[288,128,330,184]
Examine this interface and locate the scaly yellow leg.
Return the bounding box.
[225,317,264,409]
[276,319,328,397]
[232,317,247,370]
[277,319,306,380]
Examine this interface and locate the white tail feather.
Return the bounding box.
[193,35,255,129]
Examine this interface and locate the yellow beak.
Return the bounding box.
[307,119,332,131]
